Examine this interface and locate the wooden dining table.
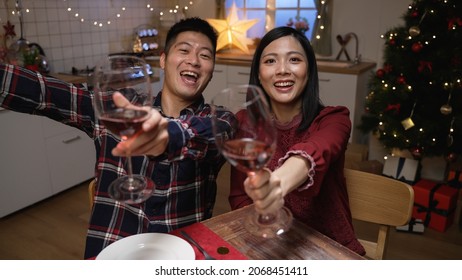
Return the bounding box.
[201,205,365,260]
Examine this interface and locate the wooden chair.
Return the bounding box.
[344,168,414,260]
[88,179,96,208]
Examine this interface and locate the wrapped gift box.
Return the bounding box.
[345,143,368,168]
[383,156,420,184]
[420,156,447,182]
[447,170,462,200]
[346,160,384,175]
[412,179,458,232]
[396,218,425,234]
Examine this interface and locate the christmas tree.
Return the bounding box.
[359,0,461,161]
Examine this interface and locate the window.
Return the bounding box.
[224,0,317,39]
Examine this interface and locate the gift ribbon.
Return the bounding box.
[448,170,462,190]
[383,174,415,185]
[414,183,455,227]
[406,218,423,233]
[396,157,405,179]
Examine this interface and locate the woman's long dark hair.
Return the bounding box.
[249,26,323,132]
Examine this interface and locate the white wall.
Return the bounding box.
[330,0,408,67]
[189,0,409,68]
[0,0,408,73]
[0,0,172,73]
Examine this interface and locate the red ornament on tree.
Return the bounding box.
[383,64,393,73]
[410,146,423,159]
[397,76,406,84]
[376,69,385,78]
[389,38,396,46]
[446,153,457,162]
[412,41,423,52]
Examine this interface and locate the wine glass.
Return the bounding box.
[93,55,155,204]
[211,84,293,238]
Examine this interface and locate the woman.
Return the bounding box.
[229,26,365,255]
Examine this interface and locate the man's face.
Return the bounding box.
[160,31,215,103]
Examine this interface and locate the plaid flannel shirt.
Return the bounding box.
[0,64,232,259]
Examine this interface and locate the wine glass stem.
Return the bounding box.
[247,171,278,225]
[126,154,135,191]
[258,213,276,225]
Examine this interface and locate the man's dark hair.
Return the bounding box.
[164,17,218,55]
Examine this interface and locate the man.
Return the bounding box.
[0,17,233,259]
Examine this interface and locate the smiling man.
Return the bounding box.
[0,17,235,259]
[85,17,234,259]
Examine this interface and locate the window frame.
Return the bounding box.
[224,0,317,39]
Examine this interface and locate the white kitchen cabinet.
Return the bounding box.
[0,110,95,217]
[42,118,95,194]
[202,64,251,106]
[227,65,251,86]
[0,110,51,218]
[203,64,227,103]
[318,70,371,144]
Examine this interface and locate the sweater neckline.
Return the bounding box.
[273,113,302,131]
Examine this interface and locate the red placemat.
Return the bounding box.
[170,223,247,260]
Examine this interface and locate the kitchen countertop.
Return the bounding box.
[49,73,89,84]
[215,53,376,75]
[49,72,160,85]
[146,54,376,75]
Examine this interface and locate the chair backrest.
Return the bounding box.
[88,179,96,208]
[344,168,414,260]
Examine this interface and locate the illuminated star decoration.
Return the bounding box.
[206,2,258,54]
[3,21,16,38]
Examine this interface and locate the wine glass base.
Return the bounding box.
[244,206,293,238]
[108,175,154,204]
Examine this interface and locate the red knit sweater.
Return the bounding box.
[229,106,366,256]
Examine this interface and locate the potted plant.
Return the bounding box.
[23,48,39,71]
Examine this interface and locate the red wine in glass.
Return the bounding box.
[99,108,149,140]
[211,84,292,238]
[221,138,273,173]
[93,55,155,204]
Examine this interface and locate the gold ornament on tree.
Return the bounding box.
[401,102,416,130]
[409,26,421,37]
[440,88,453,115]
[409,10,427,37]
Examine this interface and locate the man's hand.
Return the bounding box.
[111,92,169,157]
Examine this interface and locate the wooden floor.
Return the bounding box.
[1,167,461,260]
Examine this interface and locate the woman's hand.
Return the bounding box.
[111,92,169,157]
[243,169,285,215]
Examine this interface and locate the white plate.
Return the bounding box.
[96,233,195,260]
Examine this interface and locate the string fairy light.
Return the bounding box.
[59,1,194,28]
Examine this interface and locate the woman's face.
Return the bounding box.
[258,35,308,110]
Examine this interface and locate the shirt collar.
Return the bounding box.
[153,91,206,118]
